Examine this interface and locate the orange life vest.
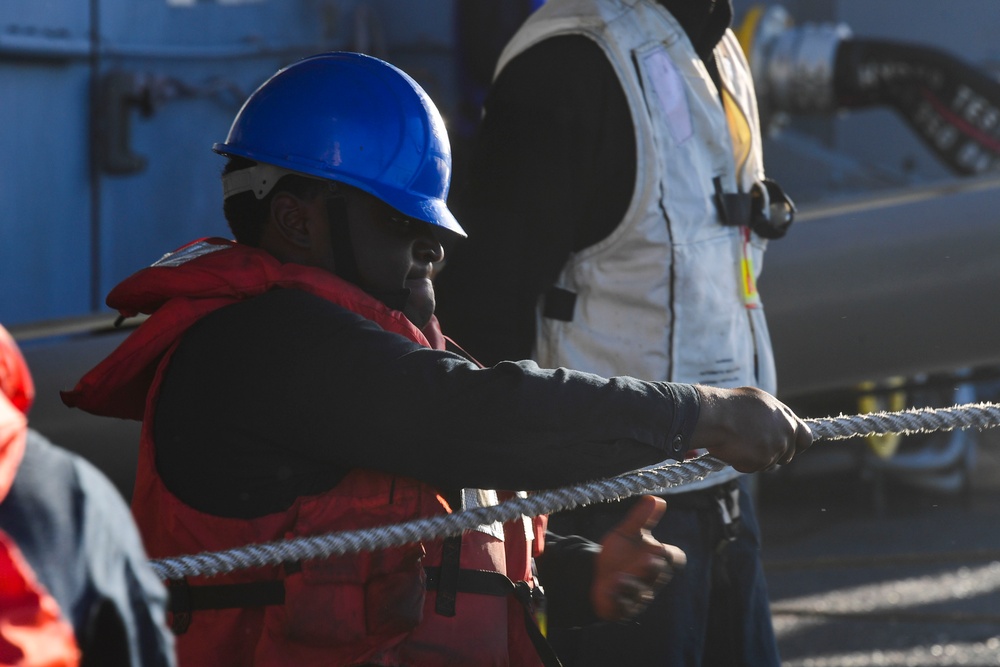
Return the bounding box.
[64,239,550,666]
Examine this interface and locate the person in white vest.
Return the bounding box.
[435,0,797,664]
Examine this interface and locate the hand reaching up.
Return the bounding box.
[591,495,686,621]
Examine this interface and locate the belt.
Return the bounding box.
[167,566,529,617]
[167,579,286,614]
[167,578,286,634]
[166,564,557,664]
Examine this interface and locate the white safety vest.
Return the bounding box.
[498,0,777,491]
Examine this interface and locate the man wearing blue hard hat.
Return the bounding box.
[64,52,810,666]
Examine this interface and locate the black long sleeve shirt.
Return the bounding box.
[153,288,699,519]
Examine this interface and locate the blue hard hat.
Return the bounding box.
[214,51,465,238]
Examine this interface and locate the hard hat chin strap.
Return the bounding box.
[325,194,411,313]
[325,195,360,286]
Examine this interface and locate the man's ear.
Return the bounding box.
[270,192,312,248]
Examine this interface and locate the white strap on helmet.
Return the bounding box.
[222,163,302,200]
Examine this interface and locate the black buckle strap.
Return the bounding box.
[713,176,796,239]
[542,286,577,322]
[425,567,562,667]
[168,579,286,613]
[424,566,517,597]
[433,534,463,617]
[714,176,754,228]
[514,582,563,667]
[168,566,560,664]
[714,481,743,552]
[167,578,286,635]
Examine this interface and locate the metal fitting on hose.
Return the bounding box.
[741,5,851,124]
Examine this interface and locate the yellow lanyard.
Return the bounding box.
[722,89,761,308]
[722,88,753,182]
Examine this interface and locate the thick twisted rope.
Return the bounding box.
[150,401,1000,580]
[807,401,1000,440]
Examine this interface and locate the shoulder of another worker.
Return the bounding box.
[494,33,615,105]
